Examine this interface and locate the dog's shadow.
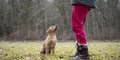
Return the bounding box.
[40,54,46,60]
[40,54,57,60]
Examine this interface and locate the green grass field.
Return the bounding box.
[0,41,120,60]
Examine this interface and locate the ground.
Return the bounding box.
[0,41,120,60]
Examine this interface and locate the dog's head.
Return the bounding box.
[47,25,57,34]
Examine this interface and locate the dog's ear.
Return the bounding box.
[54,26,57,31]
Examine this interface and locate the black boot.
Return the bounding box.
[70,43,90,60]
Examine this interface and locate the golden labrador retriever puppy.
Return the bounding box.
[40,25,57,54]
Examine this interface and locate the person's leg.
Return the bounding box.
[70,4,91,60]
[72,4,91,45]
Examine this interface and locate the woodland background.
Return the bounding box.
[0,0,120,41]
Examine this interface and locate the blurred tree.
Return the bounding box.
[0,0,119,40]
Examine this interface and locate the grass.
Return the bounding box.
[0,41,120,60]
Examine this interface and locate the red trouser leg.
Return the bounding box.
[72,4,91,44]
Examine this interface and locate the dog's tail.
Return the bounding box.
[40,47,45,54]
[40,47,51,54]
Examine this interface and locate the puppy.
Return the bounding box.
[40,25,57,54]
